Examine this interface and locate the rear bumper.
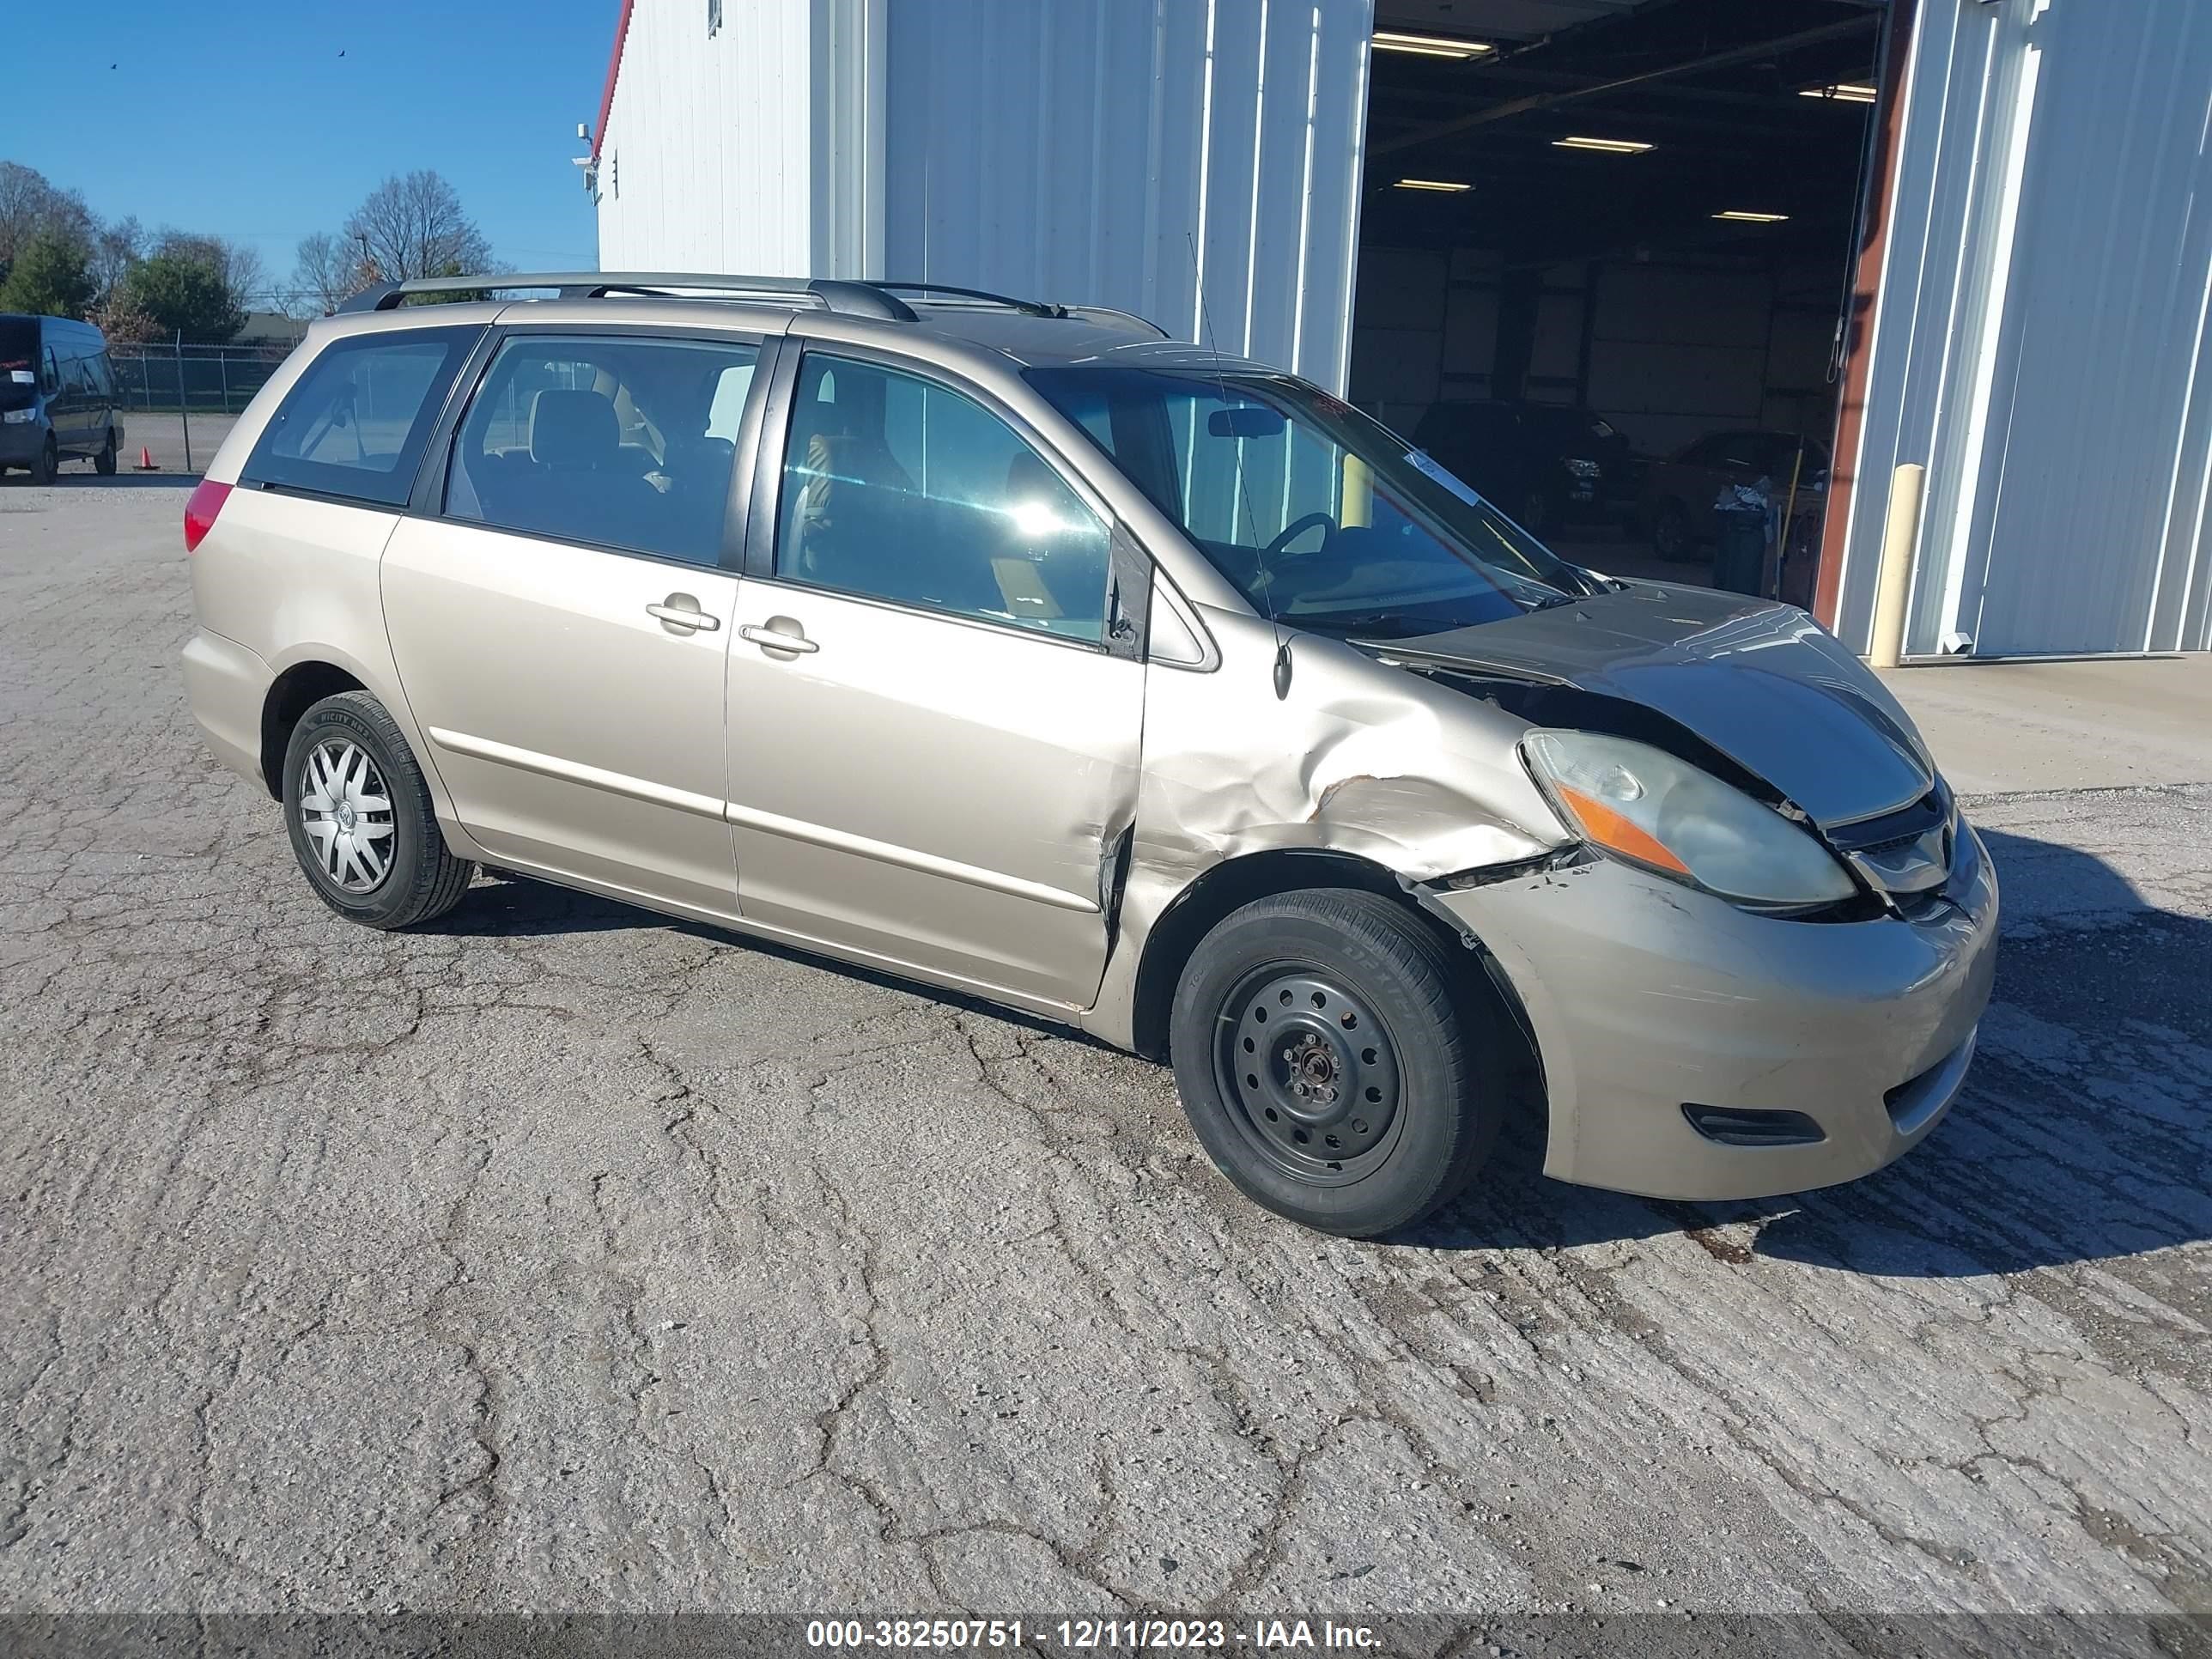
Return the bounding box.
[180,628,273,788]
[1427,823,2000,1201]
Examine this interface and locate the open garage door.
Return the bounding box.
[1347,0,1889,605]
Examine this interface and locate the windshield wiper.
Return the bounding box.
[1322,611,1451,640]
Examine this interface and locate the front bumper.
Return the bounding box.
[0,419,50,465]
[1427,823,1999,1200]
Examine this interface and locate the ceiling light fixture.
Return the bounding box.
[1395,178,1472,192]
[1372,29,1493,59]
[1713,210,1790,223]
[1799,82,1879,104]
[1553,137,1655,154]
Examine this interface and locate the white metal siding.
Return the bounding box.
[596,0,819,275]
[1834,0,2212,657]
[880,0,1373,389]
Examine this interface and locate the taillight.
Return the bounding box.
[183,479,232,554]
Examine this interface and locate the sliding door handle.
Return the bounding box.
[647,599,720,632]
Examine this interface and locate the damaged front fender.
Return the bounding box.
[1080,609,1569,1048]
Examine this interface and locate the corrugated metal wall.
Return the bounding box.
[880,0,1373,388]
[1834,0,2212,657]
[595,0,821,275]
[597,0,1373,392]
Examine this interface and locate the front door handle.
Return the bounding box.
[738,620,819,655]
[647,597,720,632]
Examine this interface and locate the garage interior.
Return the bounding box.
[1349,0,1890,598]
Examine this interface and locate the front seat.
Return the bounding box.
[789,408,916,590]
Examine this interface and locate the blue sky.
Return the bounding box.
[9,0,616,307]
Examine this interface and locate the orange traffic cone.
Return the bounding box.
[136,446,158,471]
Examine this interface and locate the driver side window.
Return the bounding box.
[775,353,1112,643]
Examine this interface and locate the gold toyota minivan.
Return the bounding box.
[179,273,1998,1237]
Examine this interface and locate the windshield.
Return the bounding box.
[1026,366,1599,640]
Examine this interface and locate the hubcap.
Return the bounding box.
[297,738,395,893]
[1214,969,1404,1186]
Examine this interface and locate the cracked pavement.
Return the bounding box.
[1,483,2208,1624]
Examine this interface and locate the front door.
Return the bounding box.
[724,347,1144,1010]
[40,344,77,453]
[382,327,766,919]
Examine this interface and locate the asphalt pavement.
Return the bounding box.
[1,483,2206,1637]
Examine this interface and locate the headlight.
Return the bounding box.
[1522,730,1856,908]
[1,408,35,424]
[1562,457,1601,478]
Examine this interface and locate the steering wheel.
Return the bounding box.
[1261,511,1338,565]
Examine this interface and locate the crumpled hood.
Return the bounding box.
[1367,584,1936,829]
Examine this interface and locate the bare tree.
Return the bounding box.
[0,161,94,267]
[292,230,367,315]
[91,216,145,305]
[342,171,494,284]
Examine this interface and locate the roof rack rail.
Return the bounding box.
[332,270,1171,339]
[335,271,920,321]
[1060,304,1174,341]
[875,282,1065,319]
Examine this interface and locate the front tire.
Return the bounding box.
[282,690,474,929]
[1170,890,1502,1237]
[29,438,57,486]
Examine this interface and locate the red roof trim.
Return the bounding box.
[590,0,635,163]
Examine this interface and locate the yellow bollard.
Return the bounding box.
[1867,462,1926,669]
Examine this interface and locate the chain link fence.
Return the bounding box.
[108,340,302,417]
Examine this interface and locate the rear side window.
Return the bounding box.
[443,332,760,567]
[243,328,476,507]
[775,352,1111,642]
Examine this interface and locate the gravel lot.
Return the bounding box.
[2,483,2207,1638]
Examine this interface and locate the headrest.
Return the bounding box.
[530,389,619,470]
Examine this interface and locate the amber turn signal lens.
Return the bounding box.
[1555,784,1692,875]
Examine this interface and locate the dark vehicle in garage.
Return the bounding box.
[1412,399,1636,538]
[1644,429,1829,562]
[0,314,125,483]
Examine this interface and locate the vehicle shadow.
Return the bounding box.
[434,832,2204,1279]
[1406,827,2210,1276]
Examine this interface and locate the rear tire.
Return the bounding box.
[29,438,56,486]
[94,428,117,475]
[282,690,474,930]
[1170,889,1502,1237]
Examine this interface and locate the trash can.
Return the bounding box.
[1711,480,1775,596]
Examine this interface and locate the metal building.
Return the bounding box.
[588,0,2212,659]
[1823,0,2212,659]
[591,0,1374,390]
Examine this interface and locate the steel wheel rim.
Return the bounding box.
[297,738,396,894]
[1213,965,1405,1187]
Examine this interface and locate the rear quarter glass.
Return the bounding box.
[240,326,479,507]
